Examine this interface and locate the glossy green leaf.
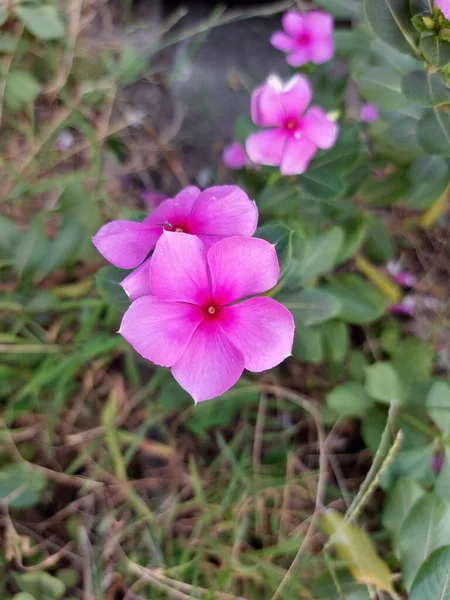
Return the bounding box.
[310,124,363,174]
[382,477,425,554]
[283,288,341,327]
[292,324,323,363]
[296,227,343,285]
[405,155,450,209]
[322,509,394,593]
[349,351,369,383]
[402,70,450,107]
[95,266,130,311]
[315,0,362,18]
[326,382,373,417]
[354,64,408,109]
[410,546,450,600]
[384,444,436,488]
[420,35,450,69]
[300,168,345,199]
[323,274,387,324]
[14,571,66,600]
[391,337,434,384]
[435,449,450,502]
[399,493,450,590]
[0,464,46,509]
[427,382,450,435]
[363,171,409,206]
[364,0,418,56]
[322,319,349,363]
[365,362,404,404]
[15,6,65,40]
[255,224,292,275]
[5,70,40,112]
[417,109,450,156]
[364,216,395,262]
[335,215,367,264]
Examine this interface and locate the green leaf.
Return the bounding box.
[353,64,408,109]
[282,288,341,327]
[335,215,367,264]
[384,444,436,488]
[292,324,323,363]
[405,155,450,209]
[349,351,369,382]
[322,509,394,593]
[0,7,9,27]
[435,449,450,502]
[382,477,425,554]
[321,319,349,363]
[95,266,130,311]
[420,35,450,69]
[417,109,450,156]
[297,227,344,285]
[13,217,49,278]
[5,70,41,112]
[364,0,418,56]
[255,224,292,275]
[0,464,46,509]
[315,0,362,18]
[310,124,363,174]
[15,6,65,40]
[0,215,22,253]
[55,569,79,589]
[300,168,345,200]
[12,594,36,600]
[427,382,450,435]
[323,274,388,324]
[362,171,409,206]
[402,70,450,107]
[410,546,450,600]
[116,46,147,85]
[326,382,373,417]
[364,216,395,262]
[392,337,434,383]
[14,572,66,600]
[365,362,404,404]
[34,223,84,281]
[410,0,433,13]
[399,493,450,590]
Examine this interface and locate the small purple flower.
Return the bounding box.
[387,261,417,288]
[222,141,247,169]
[389,295,415,318]
[432,453,444,474]
[360,104,379,123]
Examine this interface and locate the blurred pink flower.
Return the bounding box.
[246,74,338,175]
[436,0,450,19]
[387,261,417,288]
[222,141,247,169]
[432,453,444,474]
[389,295,415,318]
[93,185,258,301]
[271,10,334,67]
[141,189,166,209]
[360,103,379,123]
[119,232,295,402]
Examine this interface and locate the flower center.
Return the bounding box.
[208,306,216,314]
[284,117,300,134]
[204,303,221,319]
[298,31,312,45]
[163,223,186,233]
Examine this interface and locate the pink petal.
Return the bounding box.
[304,10,334,38]
[282,11,305,37]
[309,38,335,63]
[280,137,317,176]
[360,103,379,123]
[279,75,313,117]
[302,106,338,149]
[207,236,280,305]
[144,186,201,229]
[150,231,210,305]
[92,221,160,269]
[222,141,247,169]
[187,185,258,239]
[251,82,285,127]
[270,31,296,52]
[119,296,204,367]
[172,319,245,402]
[121,257,153,301]
[246,129,286,166]
[436,0,450,19]
[287,48,311,67]
[220,297,294,372]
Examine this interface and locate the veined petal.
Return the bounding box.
[280,136,317,175]
[282,11,305,37]
[92,221,160,269]
[302,106,338,149]
[187,185,258,238]
[270,31,296,52]
[144,186,201,229]
[246,129,286,167]
[221,297,294,372]
[279,74,312,117]
[207,236,280,305]
[251,82,285,127]
[121,257,153,301]
[150,231,210,305]
[172,320,244,402]
[119,296,204,367]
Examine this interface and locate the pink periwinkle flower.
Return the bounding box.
[360,103,379,123]
[389,296,415,318]
[246,74,338,176]
[222,141,248,169]
[93,185,258,302]
[119,232,295,402]
[271,10,334,67]
[436,0,450,19]
[387,261,417,288]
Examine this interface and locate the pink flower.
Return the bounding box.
[93,185,258,301]
[387,261,417,288]
[119,232,295,402]
[246,75,338,176]
[360,103,379,123]
[436,0,450,19]
[222,141,247,169]
[271,10,334,67]
[389,296,415,318]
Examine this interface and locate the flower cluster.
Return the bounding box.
[94,186,295,402]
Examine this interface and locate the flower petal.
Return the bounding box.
[93,221,160,269]
[309,38,335,63]
[121,257,153,301]
[304,10,334,38]
[187,185,258,239]
[282,11,305,37]
[150,231,210,305]
[119,296,204,367]
[280,137,317,175]
[437,0,450,19]
[270,31,296,52]
[302,106,338,149]
[251,82,285,127]
[144,186,201,229]
[222,141,247,169]
[279,74,312,117]
[208,236,280,305]
[287,48,311,67]
[246,129,286,167]
[221,297,294,372]
[172,320,244,402]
